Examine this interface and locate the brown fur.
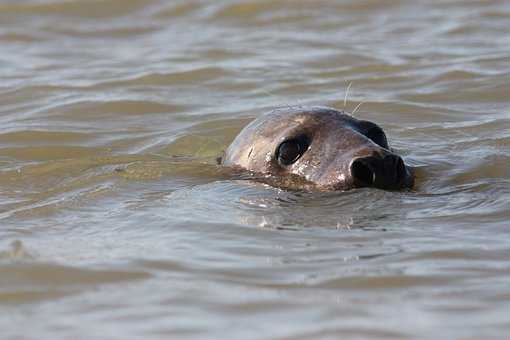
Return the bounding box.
[222,107,414,191]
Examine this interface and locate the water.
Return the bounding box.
[1,0,510,339]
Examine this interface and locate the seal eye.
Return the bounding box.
[277,136,309,166]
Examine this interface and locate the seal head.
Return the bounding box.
[222,107,414,191]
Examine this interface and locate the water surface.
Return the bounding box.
[1,0,510,339]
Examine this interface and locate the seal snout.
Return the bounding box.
[350,154,407,189]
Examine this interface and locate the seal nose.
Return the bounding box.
[350,154,407,189]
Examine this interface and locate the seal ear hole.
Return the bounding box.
[276,135,310,166]
[368,128,386,147]
[361,120,389,149]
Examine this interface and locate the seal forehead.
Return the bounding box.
[257,107,354,134]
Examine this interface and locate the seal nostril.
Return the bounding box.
[395,157,405,183]
[351,159,375,186]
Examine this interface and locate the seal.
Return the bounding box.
[221,106,414,191]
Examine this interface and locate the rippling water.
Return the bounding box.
[1,0,510,339]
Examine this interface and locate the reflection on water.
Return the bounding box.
[1,0,510,339]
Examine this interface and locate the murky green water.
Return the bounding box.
[1,0,510,339]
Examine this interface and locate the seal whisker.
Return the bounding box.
[344,82,353,109]
[351,101,365,116]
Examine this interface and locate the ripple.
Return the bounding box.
[0,262,151,304]
[0,240,34,262]
[153,2,205,19]
[43,99,185,117]
[0,145,107,162]
[315,274,453,290]
[0,130,93,145]
[0,0,156,18]
[94,68,233,89]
